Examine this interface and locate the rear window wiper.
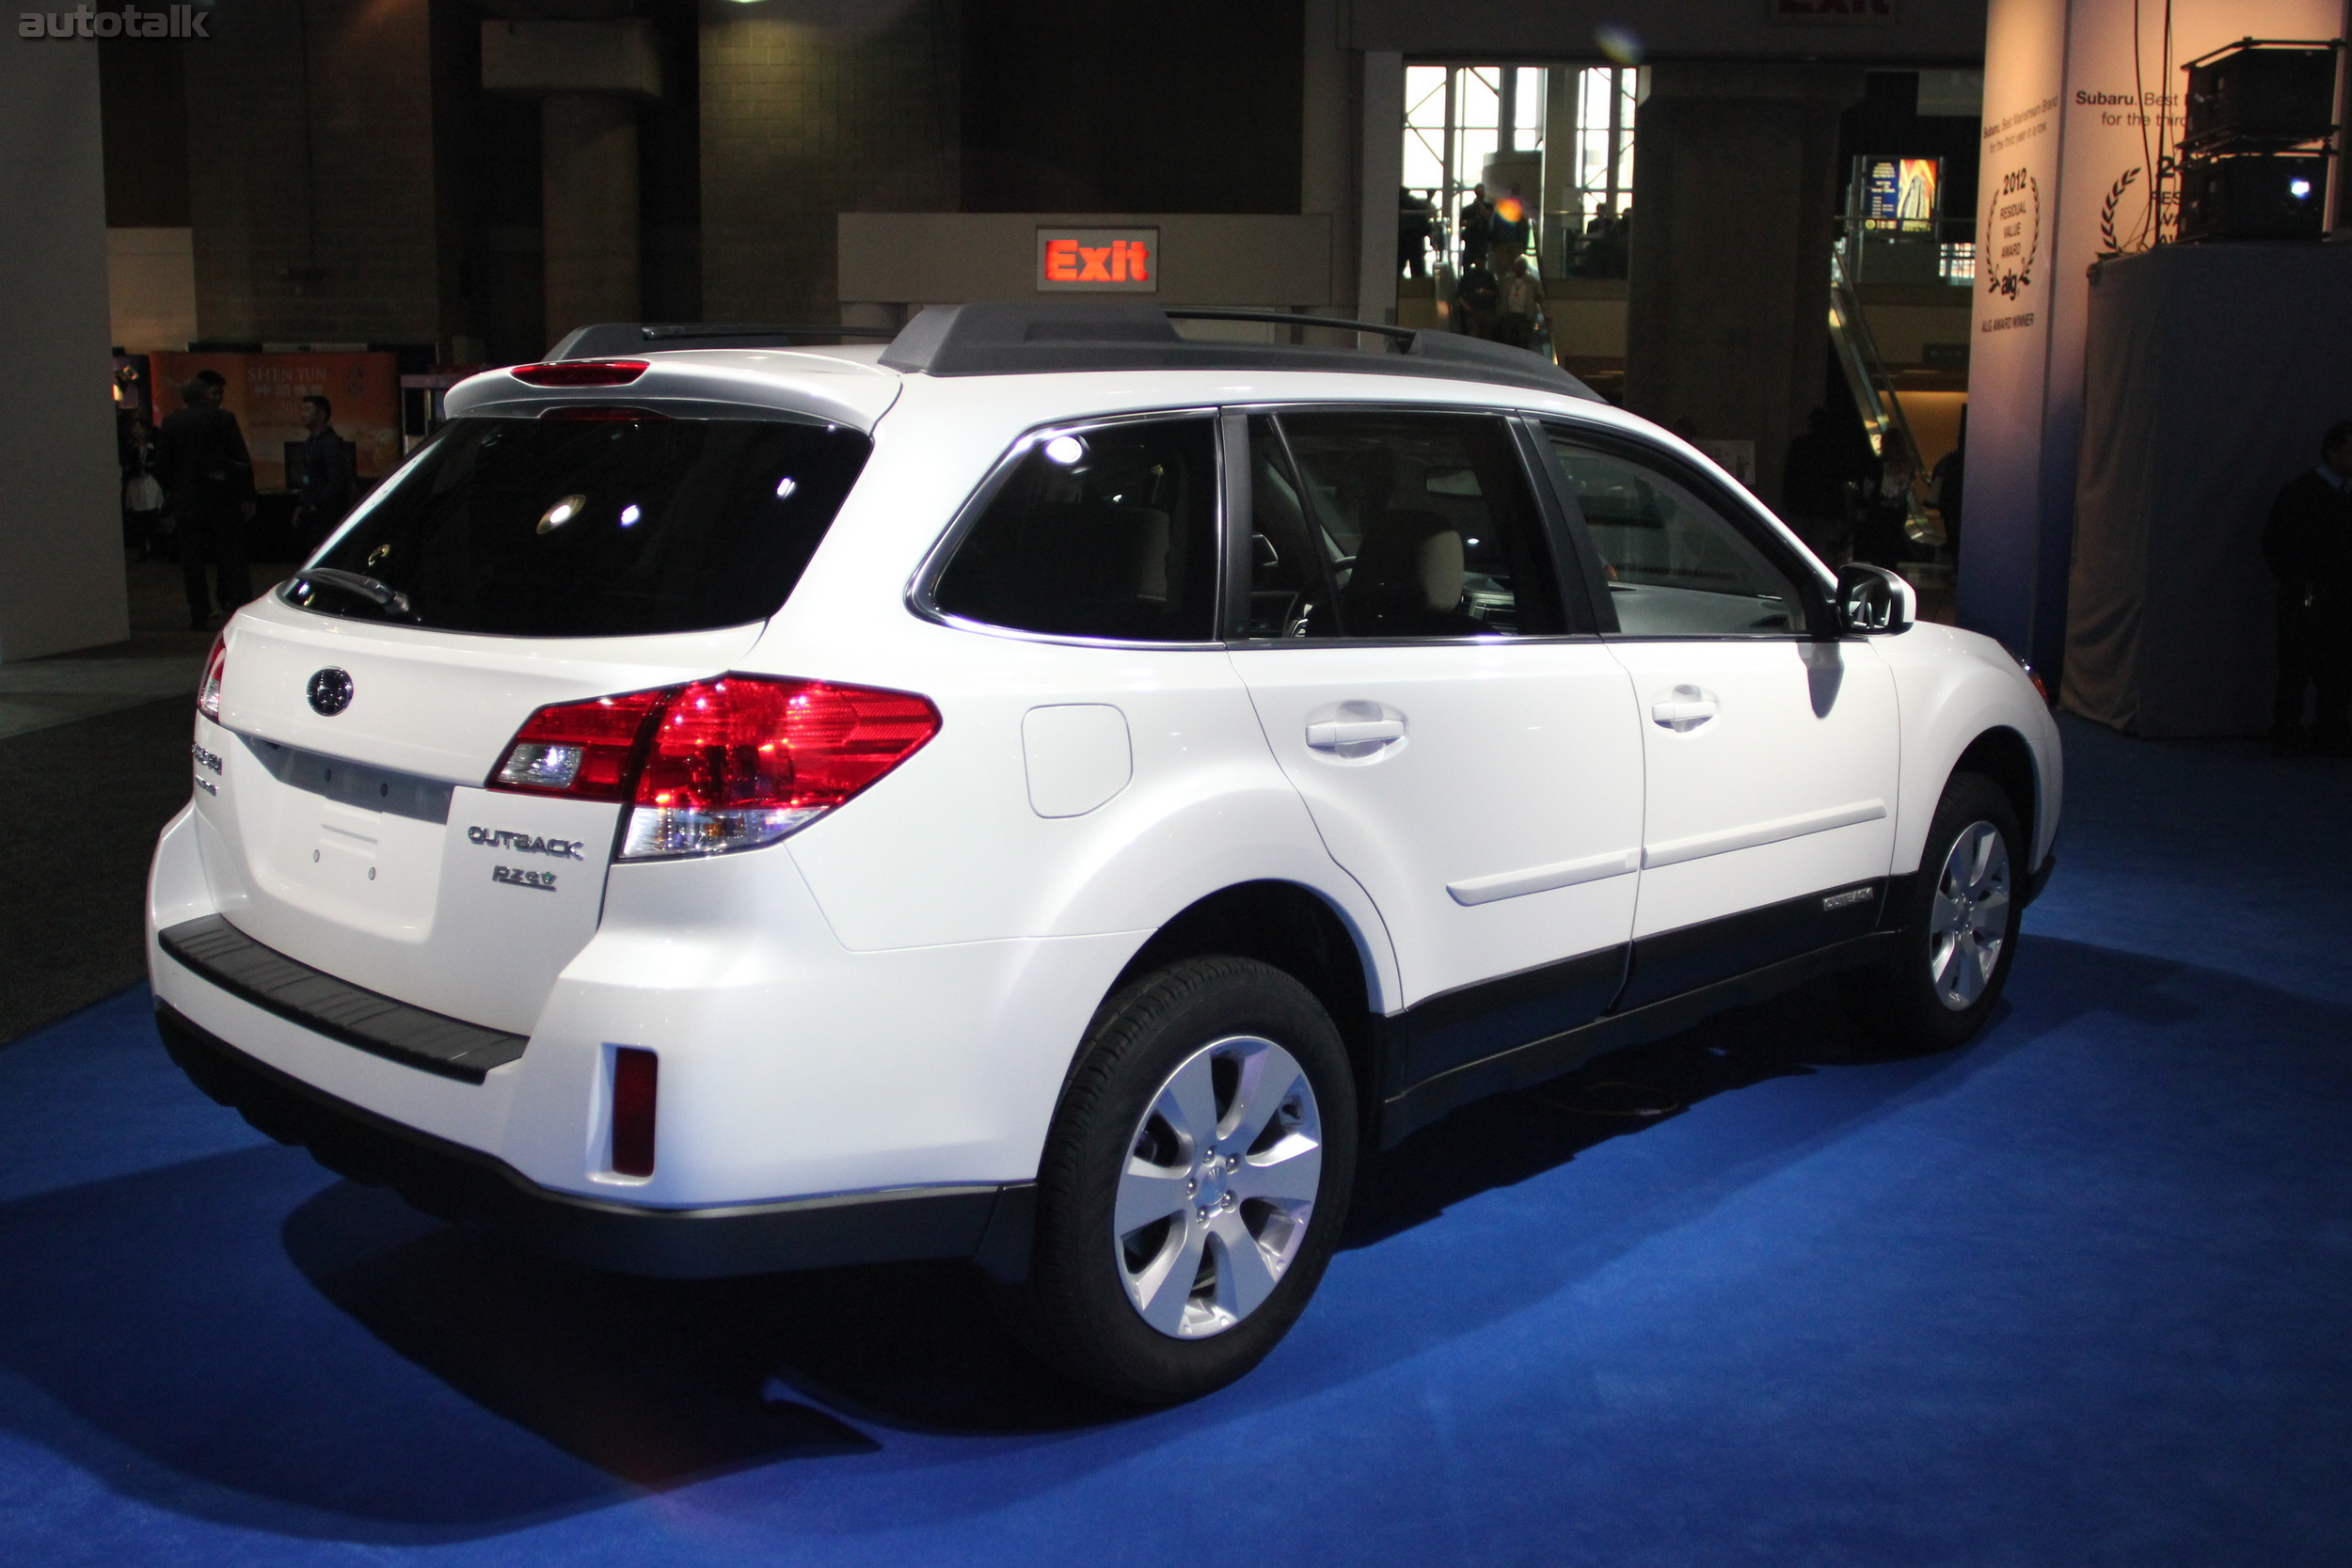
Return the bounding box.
[290,568,414,617]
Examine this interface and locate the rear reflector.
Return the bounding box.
[197,633,226,722]
[486,674,941,858]
[509,359,649,388]
[611,1047,658,1178]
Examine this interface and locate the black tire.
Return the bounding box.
[1838,770,2026,1054]
[1001,956,1359,1404]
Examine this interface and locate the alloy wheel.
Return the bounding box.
[1928,819,2011,1010]
[1113,1035,1324,1338]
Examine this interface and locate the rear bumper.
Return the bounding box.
[156,1001,1034,1279]
[148,799,1135,1212]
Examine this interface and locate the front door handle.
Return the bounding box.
[1307,718,1406,750]
[1650,685,1719,733]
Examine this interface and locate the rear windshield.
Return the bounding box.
[289,414,871,637]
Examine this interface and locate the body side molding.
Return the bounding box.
[1446,847,1641,906]
[1642,799,1888,869]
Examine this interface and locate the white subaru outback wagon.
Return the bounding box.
[150,303,2060,1402]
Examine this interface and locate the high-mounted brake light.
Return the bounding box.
[197,633,227,722]
[485,675,941,859]
[539,405,671,421]
[509,359,649,388]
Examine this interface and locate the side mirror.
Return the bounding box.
[1836,562,1915,635]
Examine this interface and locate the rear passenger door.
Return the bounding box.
[1534,426,1899,1009]
[1224,408,1645,1087]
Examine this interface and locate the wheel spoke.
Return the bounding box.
[1232,1139,1322,1206]
[1970,888,2010,936]
[1128,1217,1206,1336]
[1930,931,1963,995]
[1949,933,1985,1003]
[1221,1043,1304,1152]
[1116,1161,1193,1235]
[1154,1052,1219,1157]
[1963,825,1995,888]
[1930,890,1963,934]
[1207,1212,1281,1321]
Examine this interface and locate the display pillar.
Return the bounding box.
[0,34,128,663]
[1960,0,2339,677]
[542,94,642,347]
[1356,52,1404,333]
[482,19,664,352]
[1622,66,1859,509]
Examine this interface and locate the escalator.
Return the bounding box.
[1826,242,1944,551]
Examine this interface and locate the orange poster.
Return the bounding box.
[150,352,402,491]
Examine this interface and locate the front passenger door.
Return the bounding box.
[1227,409,1645,1086]
[1537,428,1900,1011]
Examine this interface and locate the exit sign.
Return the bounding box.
[1036,228,1158,293]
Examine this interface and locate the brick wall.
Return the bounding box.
[700,1,960,323]
[183,0,445,344]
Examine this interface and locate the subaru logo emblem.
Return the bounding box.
[307,668,355,717]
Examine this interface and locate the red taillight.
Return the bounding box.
[625,676,942,859]
[486,688,667,800]
[611,1047,658,1178]
[485,674,941,859]
[197,634,226,722]
[509,359,649,388]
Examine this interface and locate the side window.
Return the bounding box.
[1241,417,1339,638]
[1542,433,1808,637]
[930,417,1220,642]
[1264,410,1566,639]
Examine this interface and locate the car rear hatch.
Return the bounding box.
[189,350,895,1037]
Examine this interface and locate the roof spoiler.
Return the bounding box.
[546,322,899,360]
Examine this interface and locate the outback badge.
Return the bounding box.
[307,668,355,716]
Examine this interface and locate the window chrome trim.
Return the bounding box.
[903,405,1229,651]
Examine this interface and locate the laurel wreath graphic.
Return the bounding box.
[1983,172,2040,301]
[2099,167,2142,254]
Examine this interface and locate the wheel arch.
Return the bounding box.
[1092,879,1383,1124]
[1952,724,2040,857]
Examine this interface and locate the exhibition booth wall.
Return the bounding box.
[1960,0,2342,678]
[2064,244,2352,736]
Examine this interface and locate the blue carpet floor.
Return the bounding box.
[3,716,2349,1566]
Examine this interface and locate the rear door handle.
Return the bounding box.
[1307,718,1406,749]
[1650,685,1719,733]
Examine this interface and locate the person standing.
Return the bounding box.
[1781,405,1848,560]
[1455,183,1493,272]
[2263,420,2352,757]
[155,370,256,629]
[292,393,356,555]
[119,410,164,561]
[1494,250,1545,353]
[1930,409,1967,559]
[1852,451,1915,570]
[1452,253,1500,341]
[1397,188,1436,279]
